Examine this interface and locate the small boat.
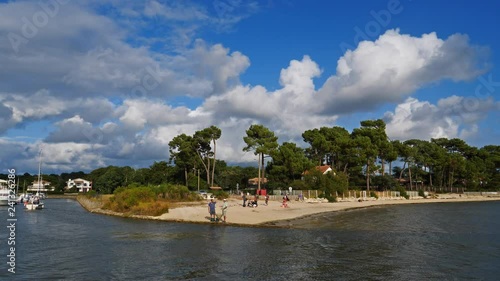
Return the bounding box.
[24,196,44,210]
[25,147,45,211]
[0,187,11,206]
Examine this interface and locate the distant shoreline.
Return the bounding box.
[76,194,500,228]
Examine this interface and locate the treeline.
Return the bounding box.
[4,119,498,195]
[168,119,500,195]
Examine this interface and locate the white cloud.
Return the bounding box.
[317,29,488,114]
[384,96,498,141]
[144,0,208,21]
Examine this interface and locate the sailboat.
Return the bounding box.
[0,179,10,206]
[25,148,45,210]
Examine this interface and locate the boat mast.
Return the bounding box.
[37,147,42,195]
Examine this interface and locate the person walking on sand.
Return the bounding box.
[242,193,247,207]
[281,196,288,208]
[221,198,228,222]
[208,199,216,222]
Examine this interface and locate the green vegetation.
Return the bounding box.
[212,190,229,200]
[397,186,410,200]
[102,184,200,216]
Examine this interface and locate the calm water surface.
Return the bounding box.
[1,199,499,280]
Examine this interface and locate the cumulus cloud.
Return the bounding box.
[202,55,333,137]
[0,1,251,101]
[1,91,115,133]
[316,29,489,114]
[45,115,99,144]
[384,96,499,140]
[0,103,14,134]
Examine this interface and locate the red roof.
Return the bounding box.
[303,165,332,175]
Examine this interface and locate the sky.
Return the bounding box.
[0,0,499,174]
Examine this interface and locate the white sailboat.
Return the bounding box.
[0,179,10,206]
[25,148,45,211]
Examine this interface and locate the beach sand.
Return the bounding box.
[78,194,500,227]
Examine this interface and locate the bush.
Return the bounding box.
[396,186,409,199]
[104,186,157,213]
[103,184,204,216]
[212,190,228,200]
[370,191,378,199]
[155,184,201,201]
[319,193,337,202]
[84,190,98,198]
[418,189,426,198]
[289,180,308,190]
[129,201,170,216]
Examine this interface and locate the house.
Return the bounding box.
[303,165,334,176]
[28,180,54,192]
[66,178,92,193]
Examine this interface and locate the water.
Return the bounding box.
[1,199,500,280]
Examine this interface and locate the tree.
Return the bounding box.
[243,124,279,190]
[193,126,222,187]
[169,134,197,186]
[268,142,313,184]
[351,119,388,191]
[302,128,329,165]
[91,166,124,194]
[147,161,170,185]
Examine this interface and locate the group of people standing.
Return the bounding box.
[208,198,228,223]
[241,193,270,208]
[207,192,298,223]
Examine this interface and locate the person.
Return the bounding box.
[221,199,228,222]
[265,195,269,206]
[253,195,258,207]
[281,196,288,208]
[242,193,247,207]
[208,199,216,222]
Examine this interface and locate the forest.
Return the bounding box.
[4,119,499,197]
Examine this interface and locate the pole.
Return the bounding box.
[38,148,42,196]
[197,169,200,192]
[257,153,261,191]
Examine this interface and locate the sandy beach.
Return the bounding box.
[77,194,500,227]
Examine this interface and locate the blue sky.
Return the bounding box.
[0,0,499,174]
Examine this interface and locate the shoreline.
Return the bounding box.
[76,194,500,228]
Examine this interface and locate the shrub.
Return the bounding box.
[418,189,426,198]
[129,201,170,216]
[319,193,337,202]
[212,190,228,200]
[83,190,96,197]
[370,191,378,199]
[152,184,200,201]
[104,187,156,213]
[289,179,308,190]
[396,186,409,199]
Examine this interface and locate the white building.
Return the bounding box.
[28,180,54,192]
[66,178,92,193]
